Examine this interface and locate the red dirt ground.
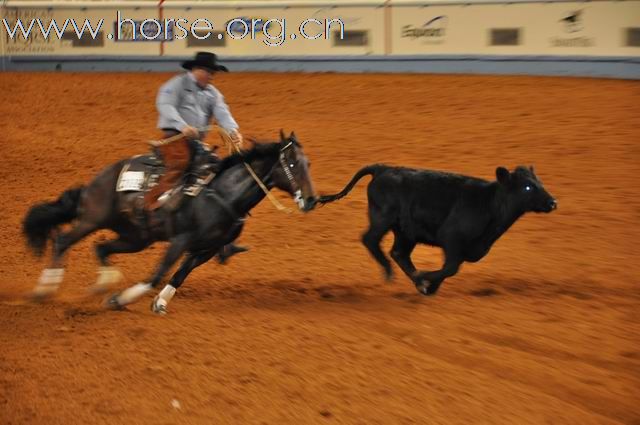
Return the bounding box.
[0,72,638,424]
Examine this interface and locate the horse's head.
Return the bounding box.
[271,130,318,212]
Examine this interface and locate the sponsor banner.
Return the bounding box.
[1,1,638,58]
[390,2,640,56]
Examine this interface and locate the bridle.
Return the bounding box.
[278,141,304,209]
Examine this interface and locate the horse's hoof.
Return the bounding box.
[30,290,55,303]
[218,244,249,264]
[92,267,123,294]
[30,284,59,302]
[383,269,394,283]
[89,284,112,295]
[105,293,125,310]
[150,296,168,315]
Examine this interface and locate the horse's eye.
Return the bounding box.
[524,185,532,192]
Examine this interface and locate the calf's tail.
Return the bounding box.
[319,165,385,204]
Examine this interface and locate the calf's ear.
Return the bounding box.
[496,167,511,185]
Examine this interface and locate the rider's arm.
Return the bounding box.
[210,87,239,132]
[156,77,189,132]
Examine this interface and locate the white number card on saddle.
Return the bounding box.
[117,170,145,192]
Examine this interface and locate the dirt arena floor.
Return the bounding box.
[0,72,638,424]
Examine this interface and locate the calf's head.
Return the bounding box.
[496,166,557,213]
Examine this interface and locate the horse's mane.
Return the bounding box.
[216,139,301,174]
[217,142,281,174]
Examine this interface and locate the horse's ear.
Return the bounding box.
[279,129,286,142]
[289,131,297,141]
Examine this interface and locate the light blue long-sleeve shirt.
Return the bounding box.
[156,72,238,140]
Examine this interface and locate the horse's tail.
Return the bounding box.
[319,165,386,204]
[23,186,84,256]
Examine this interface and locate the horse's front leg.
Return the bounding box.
[151,248,219,315]
[107,234,192,310]
[217,220,248,264]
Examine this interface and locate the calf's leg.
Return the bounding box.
[361,205,393,280]
[414,247,463,296]
[389,230,417,282]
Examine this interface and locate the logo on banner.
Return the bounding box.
[560,10,583,33]
[401,16,448,44]
[551,10,594,47]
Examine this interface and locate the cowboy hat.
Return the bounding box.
[181,51,229,72]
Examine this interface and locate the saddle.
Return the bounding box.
[115,154,216,226]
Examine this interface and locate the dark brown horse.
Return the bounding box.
[23,131,317,314]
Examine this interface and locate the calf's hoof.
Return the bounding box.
[415,280,441,296]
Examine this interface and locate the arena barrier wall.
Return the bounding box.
[1,0,639,78]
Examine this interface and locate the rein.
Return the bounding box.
[149,126,296,213]
[217,127,293,214]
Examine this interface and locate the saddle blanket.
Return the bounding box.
[116,163,214,197]
[116,171,146,192]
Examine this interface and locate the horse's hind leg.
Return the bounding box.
[108,234,191,309]
[33,220,99,299]
[91,235,150,294]
[151,248,218,315]
[361,205,393,281]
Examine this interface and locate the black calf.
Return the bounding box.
[320,164,557,295]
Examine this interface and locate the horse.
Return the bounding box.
[23,130,317,314]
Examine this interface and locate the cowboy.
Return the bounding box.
[145,51,243,211]
[145,51,247,259]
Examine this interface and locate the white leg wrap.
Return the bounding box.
[117,283,151,306]
[33,268,64,296]
[152,285,177,313]
[95,267,123,289]
[158,285,176,303]
[38,268,65,286]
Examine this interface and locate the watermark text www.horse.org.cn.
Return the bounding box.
[2,11,347,47]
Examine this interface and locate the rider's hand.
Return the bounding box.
[230,129,244,149]
[181,125,199,140]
